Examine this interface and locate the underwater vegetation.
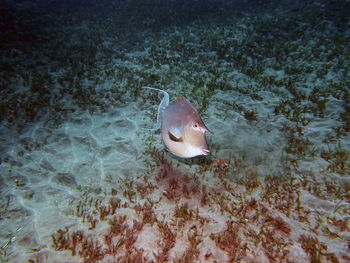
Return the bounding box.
[47,142,350,262]
[0,0,349,262]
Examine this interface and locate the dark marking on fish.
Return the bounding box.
[168,131,184,142]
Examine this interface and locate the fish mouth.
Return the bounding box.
[201,148,210,156]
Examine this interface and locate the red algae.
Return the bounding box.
[46,146,348,263]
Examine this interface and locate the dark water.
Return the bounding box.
[1,0,349,125]
[1,0,348,43]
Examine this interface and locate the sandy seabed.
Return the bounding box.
[0,1,349,262]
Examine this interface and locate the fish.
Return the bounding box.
[143,87,210,158]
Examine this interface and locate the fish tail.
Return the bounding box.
[143,87,169,130]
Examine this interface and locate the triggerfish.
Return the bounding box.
[143,87,210,158]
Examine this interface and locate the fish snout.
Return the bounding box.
[201,147,210,156]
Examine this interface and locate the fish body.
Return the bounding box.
[143,87,210,158]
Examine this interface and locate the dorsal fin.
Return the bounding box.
[175,96,186,103]
[142,87,169,130]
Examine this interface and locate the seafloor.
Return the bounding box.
[0,0,349,262]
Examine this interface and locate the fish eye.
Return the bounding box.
[193,122,199,128]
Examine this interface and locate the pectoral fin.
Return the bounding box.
[168,131,184,142]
